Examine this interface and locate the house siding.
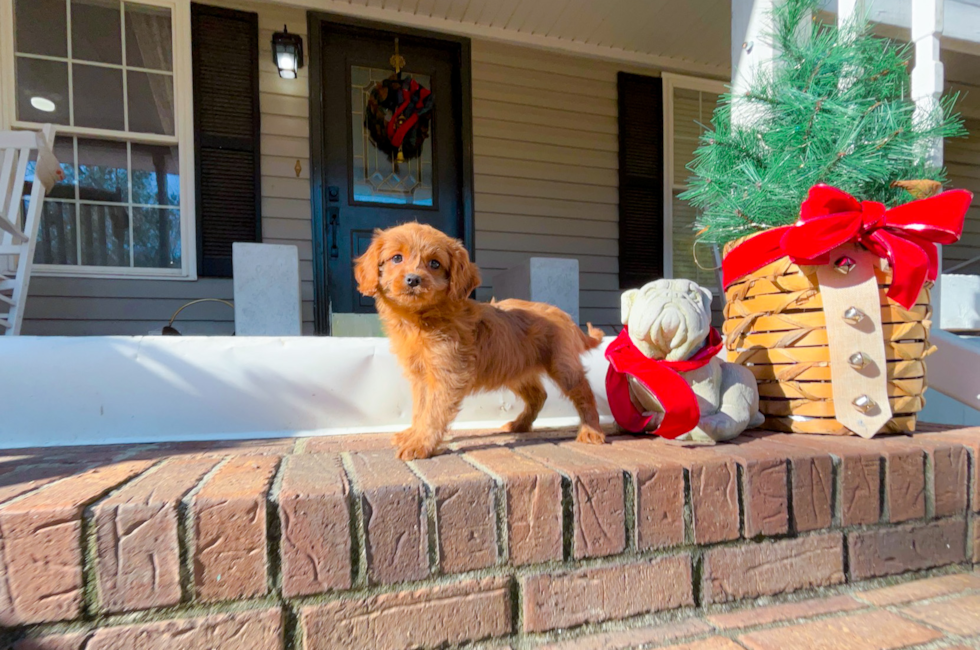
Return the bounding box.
[471,40,641,331]
[945,117,980,275]
[20,8,674,336]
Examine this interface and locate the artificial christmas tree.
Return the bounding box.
[681,0,973,436]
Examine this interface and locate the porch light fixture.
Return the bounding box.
[272,26,303,79]
[30,97,56,112]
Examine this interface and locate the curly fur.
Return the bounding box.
[354,222,606,459]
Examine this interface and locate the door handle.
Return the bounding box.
[328,207,339,258]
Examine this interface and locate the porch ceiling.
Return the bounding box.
[294,0,733,77]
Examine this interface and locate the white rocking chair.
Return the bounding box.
[0,125,62,335]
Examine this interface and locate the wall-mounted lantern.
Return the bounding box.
[272,25,304,79]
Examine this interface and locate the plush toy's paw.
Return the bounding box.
[576,425,606,445]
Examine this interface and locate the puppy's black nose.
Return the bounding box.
[405,273,422,288]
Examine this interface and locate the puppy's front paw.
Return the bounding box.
[503,418,534,434]
[397,441,437,460]
[392,427,415,449]
[576,425,605,445]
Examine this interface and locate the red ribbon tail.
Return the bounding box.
[870,230,931,309]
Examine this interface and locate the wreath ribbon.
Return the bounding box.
[722,184,973,309]
[386,78,431,149]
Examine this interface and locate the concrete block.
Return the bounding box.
[233,243,302,336]
[940,274,980,332]
[493,258,580,324]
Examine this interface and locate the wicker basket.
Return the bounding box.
[722,238,933,435]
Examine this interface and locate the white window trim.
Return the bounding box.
[662,72,727,291]
[0,0,197,281]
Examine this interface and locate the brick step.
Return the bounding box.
[0,426,978,649]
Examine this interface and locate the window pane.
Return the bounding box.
[127,71,174,135]
[352,66,434,206]
[133,207,180,268]
[34,202,78,265]
[71,0,122,65]
[125,3,172,71]
[132,144,178,206]
[80,203,129,266]
[77,138,128,203]
[73,64,124,130]
[15,57,70,126]
[14,0,68,58]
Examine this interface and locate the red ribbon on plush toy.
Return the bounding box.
[722,184,973,309]
[605,326,723,438]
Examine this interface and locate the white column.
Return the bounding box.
[731,0,778,127]
[911,0,946,320]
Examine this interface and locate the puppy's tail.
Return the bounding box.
[581,322,605,350]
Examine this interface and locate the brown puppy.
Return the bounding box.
[354,222,606,460]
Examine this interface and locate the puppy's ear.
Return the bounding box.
[354,230,385,297]
[447,239,481,301]
[620,289,639,324]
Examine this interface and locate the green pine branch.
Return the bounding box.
[680,0,967,245]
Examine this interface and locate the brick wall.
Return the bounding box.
[1,427,978,649]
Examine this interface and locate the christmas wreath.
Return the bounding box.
[364,74,433,162]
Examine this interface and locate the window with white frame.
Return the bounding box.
[3,0,192,276]
[664,75,726,294]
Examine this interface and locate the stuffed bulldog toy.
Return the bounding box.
[605,279,764,443]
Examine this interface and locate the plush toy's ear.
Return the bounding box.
[447,239,481,301]
[699,286,713,315]
[354,229,385,297]
[620,289,639,324]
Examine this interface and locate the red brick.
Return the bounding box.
[464,447,562,565]
[922,428,980,512]
[304,433,392,453]
[347,451,428,584]
[702,533,844,604]
[521,554,693,633]
[761,434,881,527]
[0,463,96,505]
[975,515,980,564]
[535,618,712,650]
[278,453,351,598]
[660,638,746,650]
[191,455,280,602]
[0,459,154,625]
[301,577,511,650]
[868,436,927,523]
[518,444,626,559]
[412,455,497,573]
[848,518,967,580]
[619,439,740,544]
[900,592,980,635]
[856,572,980,606]
[744,435,834,533]
[712,441,789,537]
[911,437,969,518]
[737,610,942,650]
[567,439,686,551]
[707,594,865,630]
[15,608,283,650]
[140,438,294,458]
[93,457,219,613]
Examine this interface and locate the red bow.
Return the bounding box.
[722,184,973,309]
[605,326,723,438]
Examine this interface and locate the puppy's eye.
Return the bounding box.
[428,259,441,270]
[391,254,403,264]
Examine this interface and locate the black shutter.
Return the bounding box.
[617,73,664,289]
[191,4,261,278]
